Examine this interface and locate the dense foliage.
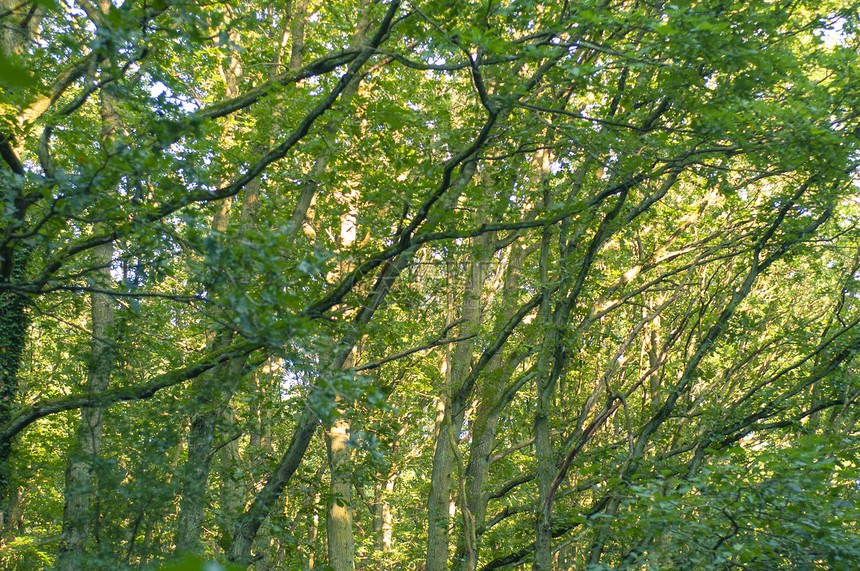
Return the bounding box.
[1,0,859,569]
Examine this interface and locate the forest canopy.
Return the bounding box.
[1,0,859,569]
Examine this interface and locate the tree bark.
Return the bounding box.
[217,408,244,552]
[0,256,29,534]
[456,242,527,571]
[56,242,115,568]
[55,74,118,570]
[173,27,258,553]
[0,0,41,533]
[374,470,396,553]
[286,0,369,240]
[426,233,492,571]
[533,200,555,571]
[323,173,363,571]
[307,491,321,570]
[325,417,355,571]
[374,424,405,556]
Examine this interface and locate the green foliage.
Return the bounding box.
[591,435,860,570]
[158,555,244,571]
[0,0,858,569]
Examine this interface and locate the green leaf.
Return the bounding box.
[0,52,37,89]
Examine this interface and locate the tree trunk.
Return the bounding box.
[0,0,41,533]
[325,417,355,571]
[426,234,491,571]
[174,31,258,552]
[323,176,362,571]
[455,241,527,571]
[307,491,320,570]
[533,213,555,571]
[56,239,115,569]
[0,264,29,533]
[374,471,396,553]
[218,408,244,552]
[55,76,118,570]
[286,0,369,240]
[374,424,404,557]
[174,345,246,552]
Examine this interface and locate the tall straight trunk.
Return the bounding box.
[457,402,496,569]
[456,242,527,571]
[533,210,555,571]
[56,243,114,569]
[533,147,587,570]
[286,0,369,239]
[373,470,396,553]
[213,184,259,553]
[426,397,455,571]
[425,233,492,571]
[324,193,360,571]
[307,491,320,570]
[174,28,259,553]
[313,7,372,567]
[533,235,586,571]
[374,425,405,555]
[55,76,118,570]
[0,0,42,532]
[531,169,637,568]
[0,254,29,533]
[218,408,244,550]
[325,417,355,571]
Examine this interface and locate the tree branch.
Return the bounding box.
[0,341,259,446]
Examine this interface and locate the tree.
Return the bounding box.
[0,0,859,569]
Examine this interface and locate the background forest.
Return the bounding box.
[1,0,859,569]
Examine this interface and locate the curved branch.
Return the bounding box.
[0,340,259,446]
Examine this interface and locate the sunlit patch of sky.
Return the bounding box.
[149,82,170,99]
[149,81,199,113]
[281,365,303,395]
[819,17,848,48]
